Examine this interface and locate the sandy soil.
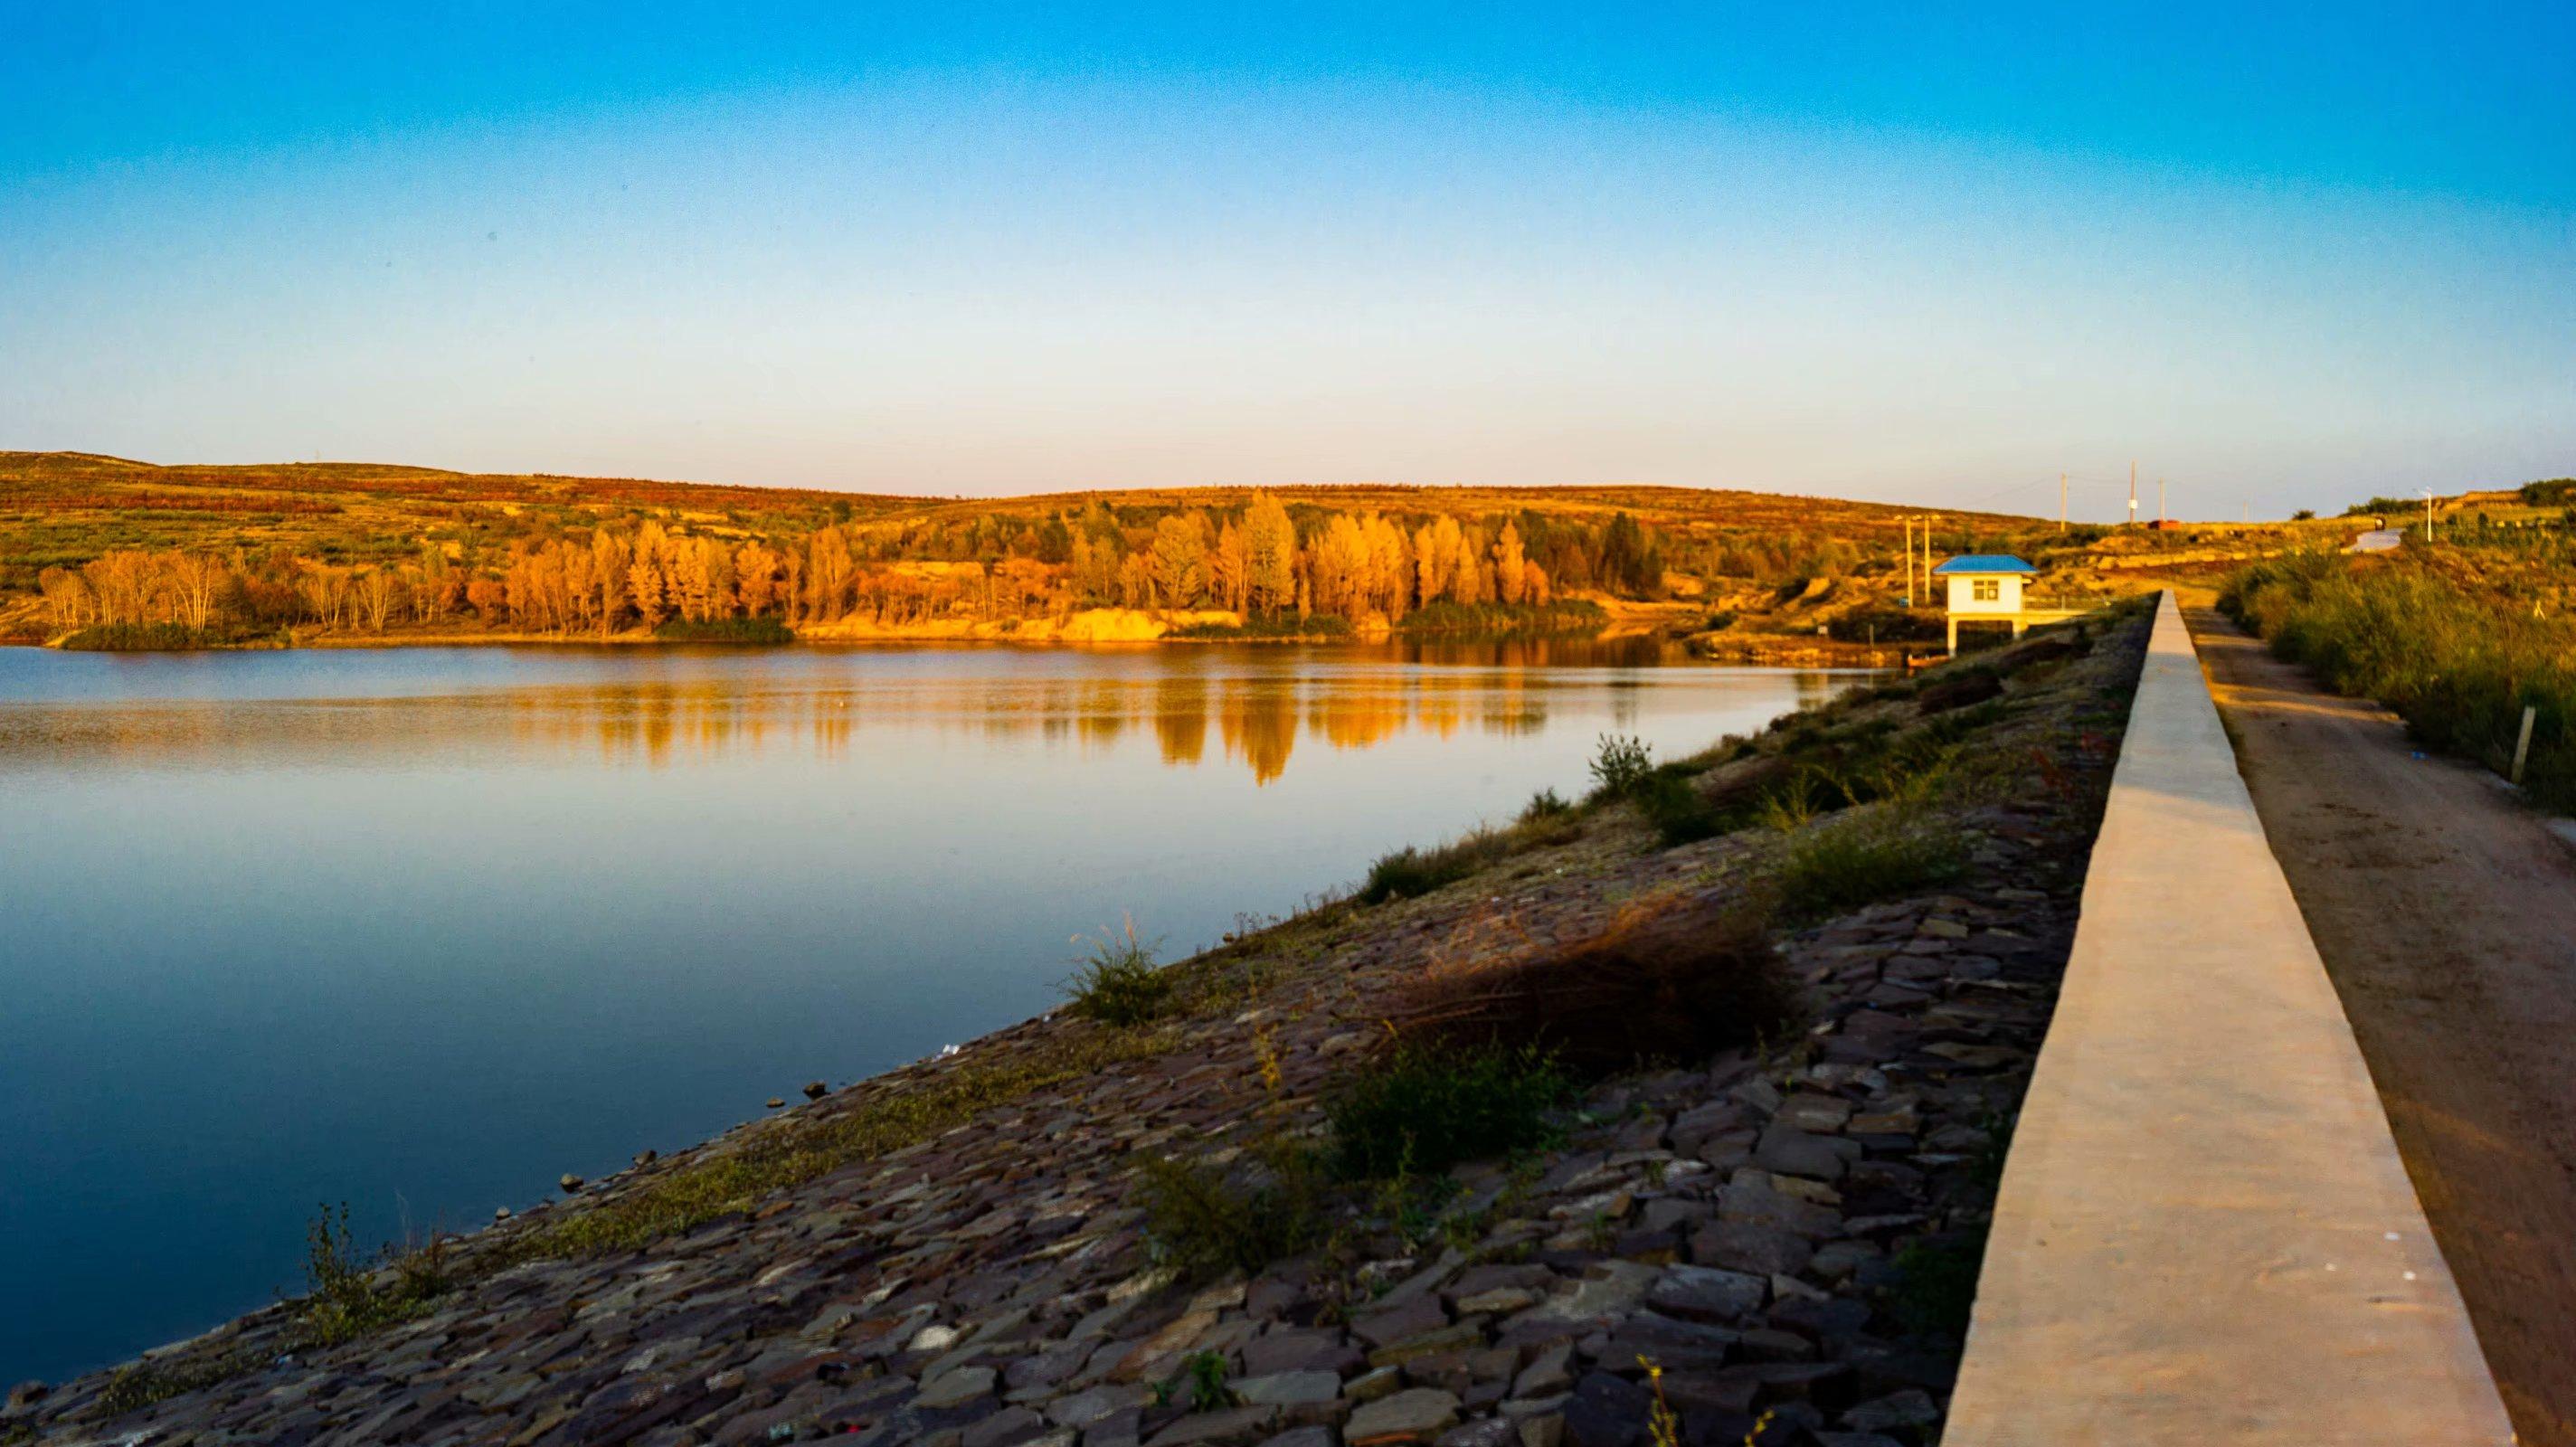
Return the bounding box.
[2188,603,2576,1446]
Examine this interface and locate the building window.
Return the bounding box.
[1973,579,2001,602]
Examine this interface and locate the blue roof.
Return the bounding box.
[1933,554,2037,575]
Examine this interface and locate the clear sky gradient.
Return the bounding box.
[5,2,2571,517]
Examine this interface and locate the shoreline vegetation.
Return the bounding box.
[2223,535,2576,811]
[14,604,2153,1445]
[4,449,2292,664]
[40,597,1626,653]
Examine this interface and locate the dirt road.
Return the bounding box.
[2189,603,2576,1445]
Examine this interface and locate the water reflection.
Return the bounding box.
[0,644,1847,786]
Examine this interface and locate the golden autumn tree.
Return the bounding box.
[1360,513,1410,621]
[590,531,630,632]
[1148,513,1209,608]
[1310,513,1370,619]
[1451,523,1492,605]
[734,542,781,617]
[1242,492,1296,615]
[1210,521,1248,612]
[627,556,668,628]
[1414,515,1465,609]
[805,529,853,621]
[1495,521,1528,605]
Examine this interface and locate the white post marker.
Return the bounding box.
[2513,705,2537,787]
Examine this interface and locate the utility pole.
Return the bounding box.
[2060,472,2068,533]
[2128,461,2138,527]
[1901,518,1912,605]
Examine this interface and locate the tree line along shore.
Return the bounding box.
[5,449,2467,656]
[28,495,1660,651]
[3,450,2192,653]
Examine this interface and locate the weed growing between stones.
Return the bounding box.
[1152,1350,1240,1412]
[1519,787,1572,822]
[1774,811,1967,922]
[80,1207,456,1420]
[90,1351,263,1422]
[1633,771,1732,846]
[1134,1142,1329,1281]
[1639,1358,1684,1447]
[1586,733,1656,799]
[1327,1045,1575,1178]
[1062,918,1175,1026]
[1359,828,1518,903]
[1141,1036,1580,1279]
[1357,805,1582,904]
[298,1203,452,1347]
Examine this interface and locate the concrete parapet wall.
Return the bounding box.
[1944,591,2512,1444]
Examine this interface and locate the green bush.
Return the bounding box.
[1358,828,1513,903]
[1328,1045,1574,1179]
[1634,771,1733,846]
[1157,1351,1240,1412]
[297,1202,451,1347]
[1135,1144,1325,1279]
[1519,787,1572,823]
[1587,733,1654,798]
[1775,813,1966,921]
[1062,922,1174,1026]
[652,615,793,644]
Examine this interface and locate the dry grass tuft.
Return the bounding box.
[1388,896,1802,1073]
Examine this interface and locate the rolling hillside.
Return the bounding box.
[0,450,2318,648]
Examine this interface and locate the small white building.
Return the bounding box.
[1934,554,2069,652]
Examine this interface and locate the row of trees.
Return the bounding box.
[31,494,1678,638]
[1065,500,1550,619]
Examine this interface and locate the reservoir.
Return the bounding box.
[0,638,1866,1383]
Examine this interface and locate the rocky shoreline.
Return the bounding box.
[5,608,2147,1447]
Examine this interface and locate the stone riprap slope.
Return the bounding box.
[6,613,2147,1447]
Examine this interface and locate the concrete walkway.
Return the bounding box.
[1944,592,2512,1445]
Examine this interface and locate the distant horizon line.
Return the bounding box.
[4,446,2036,512]
[12,445,2562,519]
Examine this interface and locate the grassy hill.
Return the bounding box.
[0,450,2327,648]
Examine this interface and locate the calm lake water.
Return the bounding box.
[0,639,1864,1384]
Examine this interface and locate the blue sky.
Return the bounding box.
[4,2,2571,516]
